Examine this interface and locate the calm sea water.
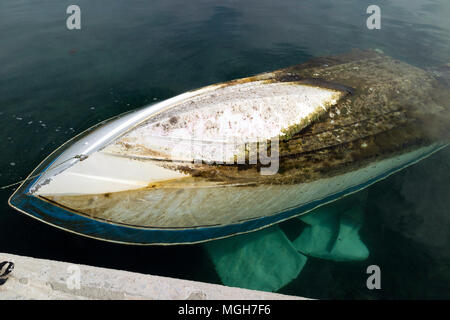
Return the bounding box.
[1,0,449,299]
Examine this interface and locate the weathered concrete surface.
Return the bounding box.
[0,253,305,300]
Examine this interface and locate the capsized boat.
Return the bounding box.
[9,49,450,245]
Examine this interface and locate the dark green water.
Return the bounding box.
[1,0,449,299]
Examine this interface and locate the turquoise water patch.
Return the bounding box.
[294,202,369,262]
[205,193,369,292]
[204,226,308,292]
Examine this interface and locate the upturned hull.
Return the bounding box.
[9,50,450,244]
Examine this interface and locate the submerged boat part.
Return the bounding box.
[294,195,369,262]
[9,49,450,244]
[204,226,308,292]
[205,192,367,291]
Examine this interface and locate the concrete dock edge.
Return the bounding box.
[0,252,306,300]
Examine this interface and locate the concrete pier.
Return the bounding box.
[0,253,305,300]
